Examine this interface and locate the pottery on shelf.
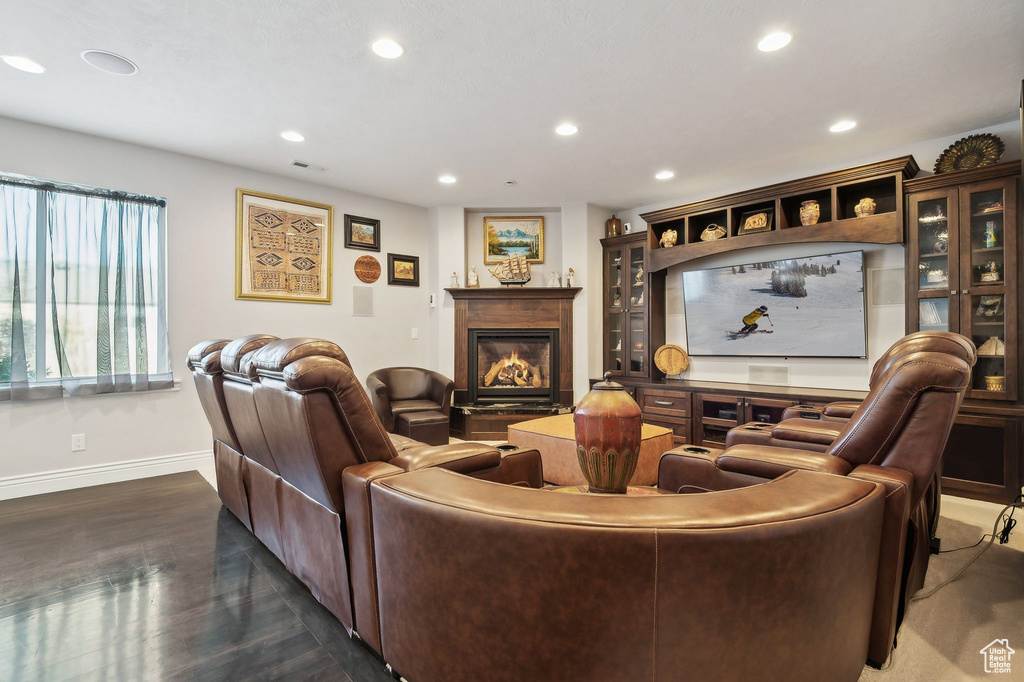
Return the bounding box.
[606,214,622,238]
[854,197,877,217]
[799,200,820,226]
[660,228,678,248]
[573,372,643,494]
[984,375,1006,392]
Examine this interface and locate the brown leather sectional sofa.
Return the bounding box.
[188,332,970,681]
[186,336,544,639]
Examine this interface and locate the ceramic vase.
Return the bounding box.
[574,372,642,493]
[660,228,678,248]
[799,200,820,226]
[854,198,877,217]
[606,215,622,238]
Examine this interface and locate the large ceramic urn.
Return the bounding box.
[574,372,643,493]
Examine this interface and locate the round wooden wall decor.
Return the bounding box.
[654,344,690,375]
[354,255,381,283]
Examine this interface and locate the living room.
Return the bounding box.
[1,2,1023,681]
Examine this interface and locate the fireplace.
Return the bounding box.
[468,329,559,403]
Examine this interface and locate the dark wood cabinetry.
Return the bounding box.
[694,393,798,447]
[906,162,1023,502]
[601,232,664,380]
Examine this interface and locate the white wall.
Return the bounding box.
[0,116,431,491]
[615,119,1022,390]
[464,209,562,288]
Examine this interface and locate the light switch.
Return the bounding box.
[411,328,419,339]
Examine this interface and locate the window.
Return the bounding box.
[1,173,171,400]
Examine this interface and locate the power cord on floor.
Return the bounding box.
[911,494,1023,602]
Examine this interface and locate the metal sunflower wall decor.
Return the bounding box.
[933,133,1005,174]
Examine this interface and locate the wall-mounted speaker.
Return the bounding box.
[353,286,373,317]
[869,268,905,307]
[748,364,790,385]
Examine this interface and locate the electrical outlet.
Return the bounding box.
[411,327,419,339]
[71,434,86,452]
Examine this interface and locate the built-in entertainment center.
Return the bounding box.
[600,157,1023,504]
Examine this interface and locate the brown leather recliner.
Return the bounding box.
[220,333,285,559]
[246,338,544,638]
[186,339,250,530]
[365,466,887,682]
[659,347,972,667]
[366,367,454,432]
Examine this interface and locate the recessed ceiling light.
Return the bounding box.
[81,50,138,76]
[281,131,305,142]
[555,123,578,136]
[438,175,457,184]
[1,55,46,74]
[372,39,404,59]
[829,120,857,133]
[757,32,792,52]
[655,170,675,180]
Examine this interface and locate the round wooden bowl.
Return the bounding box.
[654,344,689,375]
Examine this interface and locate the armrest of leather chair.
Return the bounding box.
[823,401,861,419]
[366,374,394,431]
[389,442,501,474]
[716,444,853,480]
[657,447,770,493]
[770,418,843,446]
[847,464,913,667]
[425,369,455,416]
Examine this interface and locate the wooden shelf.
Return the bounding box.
[642,156,918,271]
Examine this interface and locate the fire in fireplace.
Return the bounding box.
[468,329,559,403]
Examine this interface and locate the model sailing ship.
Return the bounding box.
[488,253,532,286]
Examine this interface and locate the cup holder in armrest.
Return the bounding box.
[496,444,519,452]
[682,446,711,455]
[799,412,822,420]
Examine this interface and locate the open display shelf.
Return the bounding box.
[642,157,919,270]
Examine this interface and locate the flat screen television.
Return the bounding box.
[681,250,867,358]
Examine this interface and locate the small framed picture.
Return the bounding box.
[737,208,774,236]
[387,253,420,286]
[344,214,381,251]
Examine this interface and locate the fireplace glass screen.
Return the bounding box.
[477,339,551,390]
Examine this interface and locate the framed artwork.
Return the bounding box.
[484,216,544,264]
[737,207,774,236]
[387,253,420,286]
[235,188,333,303]
[344,214,381,251]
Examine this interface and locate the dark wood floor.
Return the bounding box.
[0,472,394,681]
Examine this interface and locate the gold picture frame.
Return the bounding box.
[235,188,333,303]
[483,216,544,265]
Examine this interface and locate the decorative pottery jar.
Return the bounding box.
[854,197,877,217]
[606,214,622,238]
[799,200,820,226]
[660,228,678,248]
[574,372,642,494]
[984,375,1005,392]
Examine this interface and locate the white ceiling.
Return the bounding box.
[1,0,1022,209]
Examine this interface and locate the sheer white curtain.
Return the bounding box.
[1,174,172,400]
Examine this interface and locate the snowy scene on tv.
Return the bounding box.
[682,251,866,358]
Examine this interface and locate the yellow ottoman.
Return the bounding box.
[507,414,673,486]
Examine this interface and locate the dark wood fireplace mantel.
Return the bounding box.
[447,287,582,409]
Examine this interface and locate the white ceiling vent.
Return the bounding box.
[291,160,328,172]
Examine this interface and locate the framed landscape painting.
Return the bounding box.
[235,188,333,303]
[484,216,544,264]
[344,214,381,251]
[387,253,420,286]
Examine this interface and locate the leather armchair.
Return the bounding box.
[366,367,454,432]
[659,347,972,666]
[364,466,887,682]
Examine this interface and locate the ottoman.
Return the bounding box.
[507,413,673,486]
[396,410,449,446]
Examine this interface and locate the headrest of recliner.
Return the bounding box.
[222,334,280,380]
[186,339,230,372]
[250,338,352,377]
[872,332,976,385]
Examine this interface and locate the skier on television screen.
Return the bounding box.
[739,305,770,334]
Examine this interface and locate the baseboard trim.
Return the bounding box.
[0,450,215,501]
